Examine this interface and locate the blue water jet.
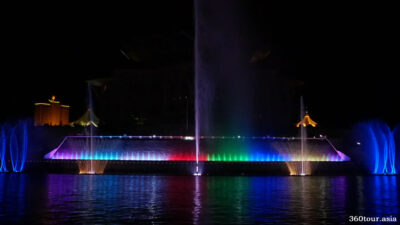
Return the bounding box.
[394,124,400,173]
[355,121,397,175]
[0,125,8,172]
[9,121,28,172]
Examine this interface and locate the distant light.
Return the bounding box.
[184,136,194,140]
[356,142,361,146]
[320,134,323,138]
[237,135,241,138]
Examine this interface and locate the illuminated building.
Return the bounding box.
[34,96,70,126]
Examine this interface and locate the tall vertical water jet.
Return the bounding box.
[286,97,315,175]
[78,83,107,174]
[88,83,94,174]
[9,121,28,172]
[193,0,299,175]
[0,126,8,172]
[193,0,251,175]
[300,96,306,176]
[194,61,201,176]
[193,0,207,176]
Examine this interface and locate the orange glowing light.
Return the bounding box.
[296,112,317,127]
[34,96,69,127]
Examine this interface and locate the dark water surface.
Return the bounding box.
[0,174,398,224]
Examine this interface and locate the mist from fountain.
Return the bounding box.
[193,0,253,176]
[192,0,299,175]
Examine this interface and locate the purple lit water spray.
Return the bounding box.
[194,20,200,176]
[194,0,202,176]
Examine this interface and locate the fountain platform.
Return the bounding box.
[45,135,350,163]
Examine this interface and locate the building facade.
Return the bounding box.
[34,96,70,126]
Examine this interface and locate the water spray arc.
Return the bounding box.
[9,121,29,172]
[0,127,8,172]
[355,121,397,175]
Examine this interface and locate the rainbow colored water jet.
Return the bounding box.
[45,135,350,162]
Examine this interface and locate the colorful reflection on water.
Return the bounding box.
[0,174,398,224]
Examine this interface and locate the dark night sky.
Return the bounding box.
[1,2,399,130]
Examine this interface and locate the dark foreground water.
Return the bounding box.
[0,174,398,224]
